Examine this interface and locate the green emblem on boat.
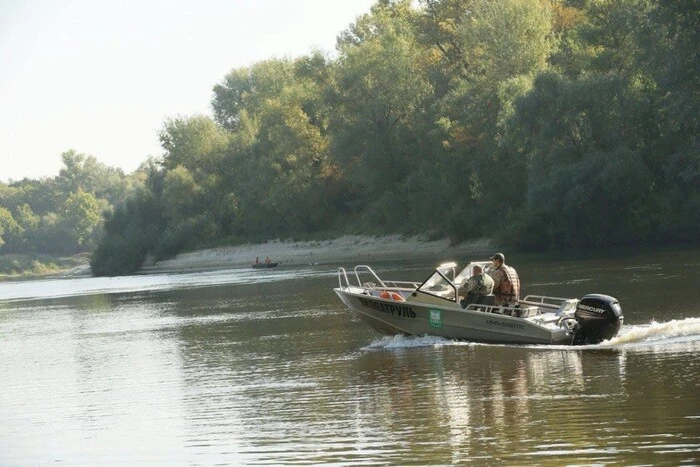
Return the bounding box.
[429,308,442,329]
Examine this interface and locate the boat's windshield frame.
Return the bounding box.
[454,261,492,287]
[417,261,493,303]
[416,269,459,302]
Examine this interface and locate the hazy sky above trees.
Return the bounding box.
[0,0,376,181]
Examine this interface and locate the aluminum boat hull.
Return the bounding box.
[335,288,572,345]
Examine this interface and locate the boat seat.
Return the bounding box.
[476,294,496,306]
[461,294,496,311]
[517,306,540,318]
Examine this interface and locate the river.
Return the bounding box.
[1,249,698,465]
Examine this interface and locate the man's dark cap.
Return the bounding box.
[490,253,505,262]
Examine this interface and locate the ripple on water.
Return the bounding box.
[1,253,699,465]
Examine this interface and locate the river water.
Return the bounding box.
[1,249,698,465]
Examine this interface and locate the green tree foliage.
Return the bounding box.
[90,0,699,275]
[63,189,103,249]
[458,0,554,81]
[211,54,342,235]
[159,116,230,173]
[58,149,137,205]
[409,0,556,239]
[505,73,660,247]
[90,189,164,276]
[0,207,22,248]
[331,0,433,221]
[641,0,700,242]
[212,60,295,132]
[499,0,698,248]
[0,151,142,259]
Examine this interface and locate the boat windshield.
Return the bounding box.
[418,261,492,302]
[454,261,491,287]
[417,270,457,301]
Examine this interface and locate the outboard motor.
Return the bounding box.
[572,294,623,345]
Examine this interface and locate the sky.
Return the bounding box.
[0,0,377,182]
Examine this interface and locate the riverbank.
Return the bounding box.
[0,253,90,281]
[140,235,495,274]
[0,236,495,279]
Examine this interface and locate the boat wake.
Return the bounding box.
[365,334,462,350]
[603,317,700,347]
[364,317,700,351]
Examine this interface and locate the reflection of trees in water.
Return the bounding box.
[351,345,627,462]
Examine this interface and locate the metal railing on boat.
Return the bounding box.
[337,265,420,291]
[520,295,579,318]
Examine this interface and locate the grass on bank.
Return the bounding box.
[0,253,90,280]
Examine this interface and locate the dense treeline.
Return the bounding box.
[0,151,143,273]
[92,0,698,276]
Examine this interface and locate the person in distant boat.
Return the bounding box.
[264,257,271,264]
[458,265,494,308]
[486,253,521,305]
[255,256,259,265]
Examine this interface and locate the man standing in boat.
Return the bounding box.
[487,253,521,305]
[458,265,494,307]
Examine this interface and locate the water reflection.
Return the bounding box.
[351,335,699,464]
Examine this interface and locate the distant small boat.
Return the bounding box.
[252,262,278,269]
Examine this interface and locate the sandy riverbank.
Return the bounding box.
[140,235,495,274]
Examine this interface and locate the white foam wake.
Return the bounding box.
[605,317,700,346]
[366,334,468,350]
[363,318,700,350]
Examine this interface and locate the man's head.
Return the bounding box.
[472,265,483,275]
[490,252,505,266]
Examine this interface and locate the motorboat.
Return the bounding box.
[252,262,278,269]
[334,262,623,346]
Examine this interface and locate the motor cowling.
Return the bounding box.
[572,294,623,345]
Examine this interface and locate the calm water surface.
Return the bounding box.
[1,249,699,465]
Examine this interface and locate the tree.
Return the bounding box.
[58,150,134,205]
[458,0,554,82]
[11,204,40,252]
[90,190,164,276]
[250,97,332,232]
[440,0,554,145]
[0,207,22,249]
[212,59,295,131]
[86,0,698,273]
[413,0,556,237]
[331,0,433,211]
[211,54,340,237]
[415,0,479,84]
[159,115,230,174]
[62,190,103,250]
